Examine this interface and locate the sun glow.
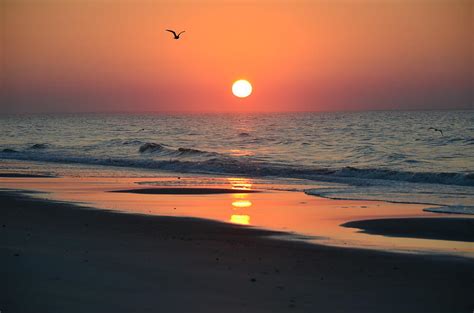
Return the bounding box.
[232,80,252,98]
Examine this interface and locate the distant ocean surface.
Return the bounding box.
[1,111,473,213]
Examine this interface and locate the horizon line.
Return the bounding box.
[1,107,473,116]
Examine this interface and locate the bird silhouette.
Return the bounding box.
[428,127,443,136]
[166,29,185,39]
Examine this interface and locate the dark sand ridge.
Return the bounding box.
[342,218,474,242]
[0,173,54,178]
[1,190,473,313]
[111,187,261,194]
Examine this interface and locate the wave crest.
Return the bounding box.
[138,143,217,158]
[139,143,167,153]
[0,146,472,187]
[29,143,49,150]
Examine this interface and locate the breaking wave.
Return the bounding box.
[138,142,218,158]
[0,145,472,187]
[139,142,168,153]
[29,143,49,150]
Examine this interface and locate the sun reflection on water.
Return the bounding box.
[230,214,250,225]
[228,180,253,225]
[228,177,252,190]
[231,200,252,208]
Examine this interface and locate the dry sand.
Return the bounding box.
[1,190,473,313]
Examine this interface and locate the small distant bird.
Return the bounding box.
[428,127,443,136]
[166,29,185,39]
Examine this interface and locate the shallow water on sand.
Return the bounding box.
[1,170,472,258]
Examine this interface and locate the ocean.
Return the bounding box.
[1,110,473,213]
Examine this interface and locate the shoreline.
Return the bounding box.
[1,158,473,216]
[2,189,473,312]
[1,172,472,256]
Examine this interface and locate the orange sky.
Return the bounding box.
[1,0,472,113]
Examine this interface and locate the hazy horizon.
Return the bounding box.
[1,107,473,116]
[1,0,472,114]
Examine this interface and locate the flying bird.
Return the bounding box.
[166,29,185,39]
[428,127,443,136]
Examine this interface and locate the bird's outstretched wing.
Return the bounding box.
[166,29,177,36]
[178,31,186,36]
[438,130,443,136]
[428,127,435,130]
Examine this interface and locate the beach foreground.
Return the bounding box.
[1,190,473,313]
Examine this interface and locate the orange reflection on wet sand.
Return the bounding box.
[1,176,473,257]
[231,193,252,224]
[232,200,252,209]
[230,214,250,225]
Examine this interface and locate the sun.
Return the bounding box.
[232,80,252,98]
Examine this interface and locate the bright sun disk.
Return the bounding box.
[232,80,252,98]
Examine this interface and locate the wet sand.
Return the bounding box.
[342,218,474,242]
[1,190,473,313]
[1,175,473,255]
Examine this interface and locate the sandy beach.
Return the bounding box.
[1,188,473,313]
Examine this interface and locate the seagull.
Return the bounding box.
[166,29,185,39]
[428,127,443,136]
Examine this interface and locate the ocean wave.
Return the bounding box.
[175,147,217,157]
[423,206,474,215]
[446,137,474,145]
[0,148,472,187]
[29,143,49,150]
[304,186,474,212]
[139,143,168,153]
[2,148,18,153]
[332,167,474,187]
[1,146,473,211]
[138,142,218,158]
[122,140,144,146]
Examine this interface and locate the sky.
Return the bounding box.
[1,0,472,113]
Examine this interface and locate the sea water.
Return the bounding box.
[1,111,473,213]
